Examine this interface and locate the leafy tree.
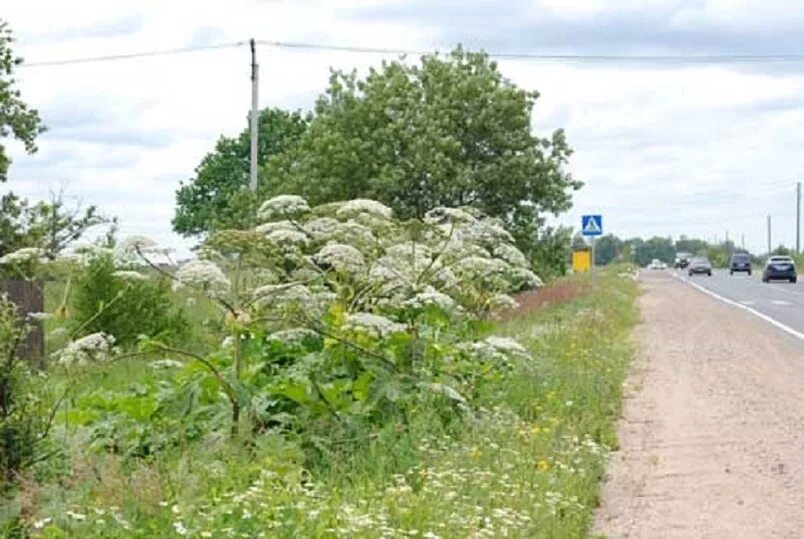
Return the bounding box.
[594,234,623,265]
[173,108,309,236]
[0,191,107,259]
[266,46,580,233]
[629,236,675,266]
[674,236,708,256]
[0,20,44,182]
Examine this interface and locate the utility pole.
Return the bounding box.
[249,38,259,191]
[741,234,745,250]
[797,182,801,253]
[767,214,772,255]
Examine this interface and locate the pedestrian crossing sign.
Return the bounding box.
[581,215,603,236]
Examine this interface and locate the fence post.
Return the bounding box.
[0,279,45,367]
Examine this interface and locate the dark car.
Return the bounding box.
[688,256,713,277]
[729,253,752,275]
[762,256,797,283]
[674,252,692,269]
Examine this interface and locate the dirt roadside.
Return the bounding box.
[594,272,804,538]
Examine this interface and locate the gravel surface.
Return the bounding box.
[594,272,804,538]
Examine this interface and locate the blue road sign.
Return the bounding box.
[582,215,603,236]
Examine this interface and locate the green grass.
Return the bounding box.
[9,268,638,538]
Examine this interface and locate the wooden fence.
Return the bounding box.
[0,279,45,366]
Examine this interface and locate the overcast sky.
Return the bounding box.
[5,0,804,255]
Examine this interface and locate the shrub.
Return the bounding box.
[70,254,188,347]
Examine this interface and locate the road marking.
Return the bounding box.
[772,300,792,306]
[673,274,804,342]
[739,300,756,305]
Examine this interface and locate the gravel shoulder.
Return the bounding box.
[594,272,804,538]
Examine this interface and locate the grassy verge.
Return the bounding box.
[8,268,638,538]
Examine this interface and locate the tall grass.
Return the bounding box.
[10,268,638,538]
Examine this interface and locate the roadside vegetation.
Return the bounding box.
[0,18,641,538]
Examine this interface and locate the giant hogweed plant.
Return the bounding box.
[130,196,542,443]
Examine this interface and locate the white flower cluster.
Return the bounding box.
[115,235,156,255]
[458,335,530,363]
[26,311,52,322]
[336,199,393,220]
[257,195,310,221]
[343,312,406,338]
[0,247,46,265]
[253,283,332,315]
[255,220,295,235]
[458,219,514,246]
[265,228,309,247]
[313,243,365,273]
[404,287,456,311]
[174,259,231,295]
[113,270,148,281]
[488,294,519,311]
[424,206,477,225]
[303,217,340,240]
[57,332,117,365]
[267,328,320,344]
[493,243,529,268]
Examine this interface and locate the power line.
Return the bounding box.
[259,40,804,64]
[17,38,804,69]
[19,41,246,68]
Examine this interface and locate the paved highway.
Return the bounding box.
[656,268,804,337]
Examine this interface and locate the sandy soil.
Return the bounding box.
[594,272,804,538]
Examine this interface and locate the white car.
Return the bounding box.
[648,259,666,270]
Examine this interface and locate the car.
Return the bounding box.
[648,258,665,270]
[762,255,797,283]
[674,252,692,269]
[687,256,713,277]
[729,253,752,275]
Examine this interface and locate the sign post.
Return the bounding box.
[581,215,603,276]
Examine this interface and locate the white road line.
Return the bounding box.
[772,300,792,306]
[739,300,756,305]
[672,274,804,342]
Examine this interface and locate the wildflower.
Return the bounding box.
[0,247,45,265]
[115,235,157,256]
[257,194,310,221]
[343,312,406,338]
[265,228,309,247]
[459,219,514,245]
[26,311,52,322]
[485,336,529,356]
[173,521,188,535]
[424,206,477,225]
[385,242,433,271]
[331,221,376,246]
[113,270,148,281]
[56,333,116,365]
[488,294,519,311]
[66,510,87,521]
[508,267,543,290]
[336,198,393,220]
[174,259,231,295]
[313,243,365,272]
[403,287,455,311]
[303,217,340,239]
[455,256,511,279]
[537,460,550,471]
[493,243,529,268]
[32,517,52,529]
[267,328,320,345]
[254,220,296,235]
[252,283,315,309]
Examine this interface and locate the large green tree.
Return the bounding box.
[173,108,309,236]
[265,47,580,224]
[0,21,43,183]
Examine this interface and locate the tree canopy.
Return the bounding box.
[0,20,44,182]
[172,108,309,236]
[266,47,580,224]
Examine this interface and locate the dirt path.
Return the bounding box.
[594,272,804,538]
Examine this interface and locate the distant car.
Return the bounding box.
[674,252,692,269]
[687,256,713,277]
[729,253,752,276]
[648,258,665,270]
[762,255,797,283]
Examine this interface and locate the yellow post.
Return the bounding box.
[572,248,592,273]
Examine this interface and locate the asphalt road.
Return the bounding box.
[660,268,804,336]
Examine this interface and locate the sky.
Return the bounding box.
[5,0,804,255]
